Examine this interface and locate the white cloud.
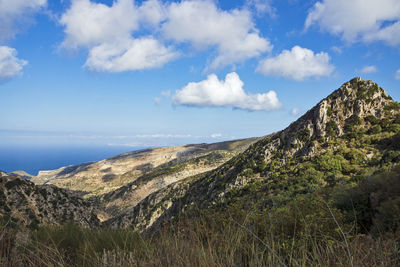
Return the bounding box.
[60,0,176,72]
[60,0,273,72]
[138,0,167,27]
[0,1,44,81]
[161,90,171,97]
[173,72,281,111]
[360,65,378,74]
[162,0,272,69]
[290,107,301,116]
[305,0,400,46]
[331,46,342,54]
[0,0,47,41]
[60,0,138,49]
[0,46,28,81]
[85,37,178,72]
[211,133,222,138]
[246,0,276,17]
[256,46,334,80]
[395,69,400,80]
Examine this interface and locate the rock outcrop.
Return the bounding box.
[0,175,100,228]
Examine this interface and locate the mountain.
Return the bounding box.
[8,170,34,180]
[31,138,258,220]
[3,78,399,266]
[4,77,399,233]
[104,77,400,230]
[0,172,99,228]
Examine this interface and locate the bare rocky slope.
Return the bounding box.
[32,139,257,199]
[0,172,99,228]
[105,77,400,231]
[31,138,258,221]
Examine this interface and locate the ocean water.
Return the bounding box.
[0,145,144,176]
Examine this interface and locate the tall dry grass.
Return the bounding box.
[0,207,398,267]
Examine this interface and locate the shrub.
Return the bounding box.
[365,115,378,124]
[334,167,400,234]
[368,125,382,134]
[299,128,311,142]
[383,102,400,114]
[388,124,400,133]
[326,121,338,137]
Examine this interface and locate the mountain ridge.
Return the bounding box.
[105,77,400,230]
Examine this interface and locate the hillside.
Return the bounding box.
[0,172,99,228]
[105,77,400,231]
[32,139,257,199]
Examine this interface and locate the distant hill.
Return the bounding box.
[31,138,258,220]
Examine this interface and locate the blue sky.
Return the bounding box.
[1,0,400,148]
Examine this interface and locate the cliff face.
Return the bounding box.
[0,175,100,228]
[105,78,400,231]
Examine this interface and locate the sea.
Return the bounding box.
[0,145,145,176]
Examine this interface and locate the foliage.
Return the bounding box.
[334,167,400,235]
[326,121,337,137]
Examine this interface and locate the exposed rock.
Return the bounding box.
[0,175,100,228]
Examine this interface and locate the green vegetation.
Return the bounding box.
[1,169,399,266]
[326,121,337,137]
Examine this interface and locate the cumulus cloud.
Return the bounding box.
[0,0,47,41]
[305,0,400,45]
[173,72,281,111]
[256,46,334,80]
[395,69,400,80]
[59,0,272,72]
[85,37,178,72]
[0,0,45,81]
[60,0,138,49]
[60,0,176,72]
[162,0,272,70]
[360,65,378,74]
[246,0,276,17]
[0,46,28,81]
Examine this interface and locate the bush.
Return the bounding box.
[368,125,382,134]
[388,124,400,133]
[298,128,311,142]
[334,167,400,234]
[326,121,338,137]
[365,115,378,124]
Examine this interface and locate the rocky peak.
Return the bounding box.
[277,77,398,157]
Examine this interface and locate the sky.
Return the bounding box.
[1,0,400,148]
